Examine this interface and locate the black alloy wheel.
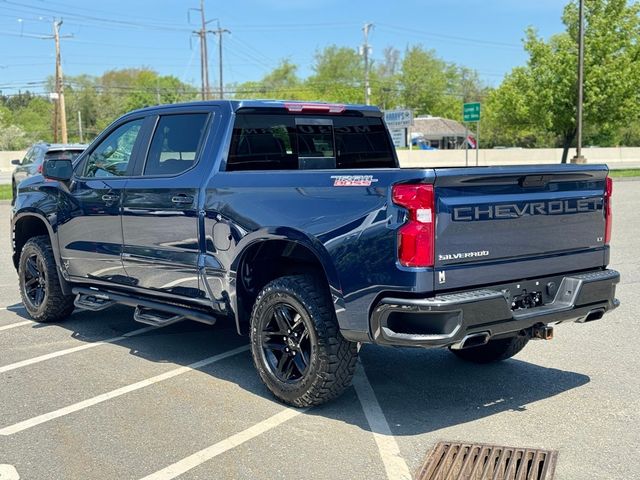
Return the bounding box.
[18,235,75,323]
[249,275,358,407]
[22,252,47,309]
[259,303,312,383]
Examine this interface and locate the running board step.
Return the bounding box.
[134,307,184,327]
[71,287,217,326]
[75,292,116,311]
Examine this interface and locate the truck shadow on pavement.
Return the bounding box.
[18,304,590,438]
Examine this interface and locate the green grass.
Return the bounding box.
[609,169,640,178]
[0,184,12,201]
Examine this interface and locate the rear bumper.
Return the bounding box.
[369,269,620,348]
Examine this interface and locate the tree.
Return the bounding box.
[0,105,27,149]
[305,45,365,103]
[488,0,640,161]
[234,60,305,99]
[399,46,484,120]
[62,69,198,139]
[400,46,454,117]
[372,47,401,110]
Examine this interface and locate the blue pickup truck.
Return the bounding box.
[11,100,619,406]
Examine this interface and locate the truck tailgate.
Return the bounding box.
[433,165,609,291]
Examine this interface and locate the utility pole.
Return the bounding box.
[51,19,72,143]
[212,22,230,99]
[572,0,586,163]
[361,23,374,105]
[199,0,210,100]
[190,0,213,100]
[23,19,71,142]
[77,110,83,143]
[53,19,68,143]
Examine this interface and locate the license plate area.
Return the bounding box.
[492,274,567,311]
[511,290,544,310]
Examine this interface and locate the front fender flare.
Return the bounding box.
[12,210,71,295]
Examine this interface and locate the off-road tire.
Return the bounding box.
[450,335,529,364]
[250,274,358,407]
[18,235,75,322]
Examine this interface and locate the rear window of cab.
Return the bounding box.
[226,113,396,171]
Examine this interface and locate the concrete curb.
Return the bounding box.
[611,176,640,182]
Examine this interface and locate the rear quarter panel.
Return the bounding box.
[203,169,436,331]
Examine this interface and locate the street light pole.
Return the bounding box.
[573,0,586,163]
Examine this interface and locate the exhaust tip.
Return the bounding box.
[451,332,490,350]
[584,308,605,322]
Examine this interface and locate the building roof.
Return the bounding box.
[412,116,466,137]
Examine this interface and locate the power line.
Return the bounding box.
[377,23,520,49]
[2,0,192,32]
[227,22,359,31]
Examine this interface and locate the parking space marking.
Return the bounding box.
[0,306,25,312]
[139,407,306,480]
[0,345,249,436]
[353,364,412,480]
[0,320,32,332]
[0,464,20,480]
[0,325,156,375]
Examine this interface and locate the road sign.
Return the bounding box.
[389,128,407,148]
[384,109,413,129]
[463,102,481,122]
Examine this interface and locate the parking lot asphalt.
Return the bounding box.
[0,179,638,480]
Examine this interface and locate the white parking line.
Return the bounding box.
[0,325,156,375]
[0,320,33,332]
[0,345,249,436]
[352,364,412,480]
[0,305,25,311]
[0,464,20,480]
[139,407,306,480]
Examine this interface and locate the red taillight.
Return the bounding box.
[392,184,435,267]
[604,176,613,244]
[284,102,345,114]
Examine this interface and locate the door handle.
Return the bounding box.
[171,195,194,205]
[101,194,119,203]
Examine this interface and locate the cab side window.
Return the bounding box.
[83,119,144,178]
[143,113,208,176]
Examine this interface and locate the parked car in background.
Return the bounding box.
[11,143,87,199]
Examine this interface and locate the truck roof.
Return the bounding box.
[126,99,383,117]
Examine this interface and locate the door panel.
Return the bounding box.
[121,112,211,298]
[57,117,147,283]
[121,186,201,296]
[58,178,129,282]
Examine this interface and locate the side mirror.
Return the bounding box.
[11,159,21,165]
[42,158,73,182]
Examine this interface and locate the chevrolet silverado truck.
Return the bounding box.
[11,100,619,407]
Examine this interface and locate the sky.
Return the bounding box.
[0,0,566,96]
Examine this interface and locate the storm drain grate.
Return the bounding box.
[416,441,557,480]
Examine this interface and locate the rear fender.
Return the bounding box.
[229,227,346,331]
